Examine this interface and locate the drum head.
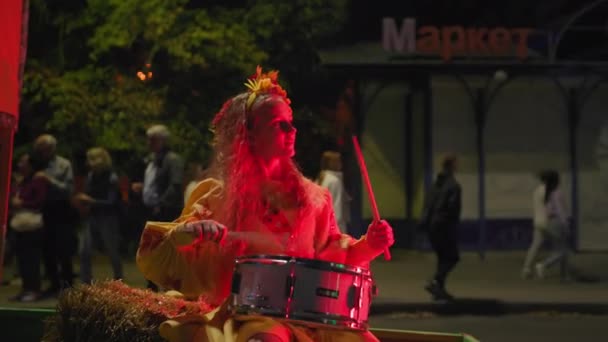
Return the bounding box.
[235,254,370,276]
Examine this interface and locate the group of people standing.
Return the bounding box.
[8,135,79,301]
[6,121,354,304]
[6,123,187,301]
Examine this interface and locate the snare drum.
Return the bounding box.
[229,255,376,330]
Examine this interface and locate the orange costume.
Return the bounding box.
[137,178,383,341]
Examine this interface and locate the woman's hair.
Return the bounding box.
[16,152,46,176]
[207,92,313,230]
[86,147,113,171]
[34,134,57,153]
[146,124,170,140]
[542,170,560,203]
[13,152,46,182]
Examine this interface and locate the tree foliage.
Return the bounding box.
[19,0,348,175]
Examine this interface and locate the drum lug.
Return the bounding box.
[285,275,295,298]
[347,285,360,308]
[231,272,242,294]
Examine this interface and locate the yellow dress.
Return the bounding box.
[137,178,382,342]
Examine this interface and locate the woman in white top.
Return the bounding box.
[521,171,548,278]
[535,170,571,279]
[316,151,351,233]
[183,162,206,204]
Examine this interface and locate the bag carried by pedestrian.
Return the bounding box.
[9,209,44,232]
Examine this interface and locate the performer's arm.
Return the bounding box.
[136,178,236,299]
[314,189,383,267]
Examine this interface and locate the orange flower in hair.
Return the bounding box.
[244,65,290,110]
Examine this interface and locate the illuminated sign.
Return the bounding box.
[382,18,533,61]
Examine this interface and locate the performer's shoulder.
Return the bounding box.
[302,177,331,208]
[194,178,224,194]
[184,178,224,206]
[302,177,322,191]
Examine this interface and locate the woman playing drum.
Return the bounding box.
[136,67,394,342]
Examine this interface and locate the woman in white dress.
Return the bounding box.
[316,151,351,234]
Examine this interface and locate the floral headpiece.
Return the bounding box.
[211,66,290,129]
[244,65,290,110]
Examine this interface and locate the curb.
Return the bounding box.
[371,299,608,315]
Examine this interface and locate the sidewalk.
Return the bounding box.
[1,250,607,314]
[370,250,608,315]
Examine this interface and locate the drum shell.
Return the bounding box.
[229,255,375,331]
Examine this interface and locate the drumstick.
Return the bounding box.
[222,231,284,250]
[352,136,391,261]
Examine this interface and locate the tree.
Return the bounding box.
[19,0,348,175]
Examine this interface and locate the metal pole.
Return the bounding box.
[567,88,580,252]
[475,88,487,260]
[405,90,415,248]
[405,91,414,221]
[423,79,434,192]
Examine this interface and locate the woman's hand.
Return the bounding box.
[131,182,143,193]
[366,220,395,250]
[177,219,227,244]
[34,171,49,182]
[75,192,94,203]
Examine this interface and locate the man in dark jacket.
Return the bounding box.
[420,155,462,301]
[131,124,184,290]
[33,134,77,297]
[132,125,184,221]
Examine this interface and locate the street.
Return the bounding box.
[371,314,608,342]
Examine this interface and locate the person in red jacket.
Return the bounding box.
[8,153,48,302]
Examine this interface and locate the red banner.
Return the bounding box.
[0,0,25,120]
[0,0,25,284]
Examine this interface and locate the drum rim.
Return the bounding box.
[287,310,368,331]
[235,254,371,276]
[230,306,368,331]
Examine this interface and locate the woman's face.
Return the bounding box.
[87,153,104,172]
[329,156,342,171]
[250,99,296,160]
[17,155,32,175]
